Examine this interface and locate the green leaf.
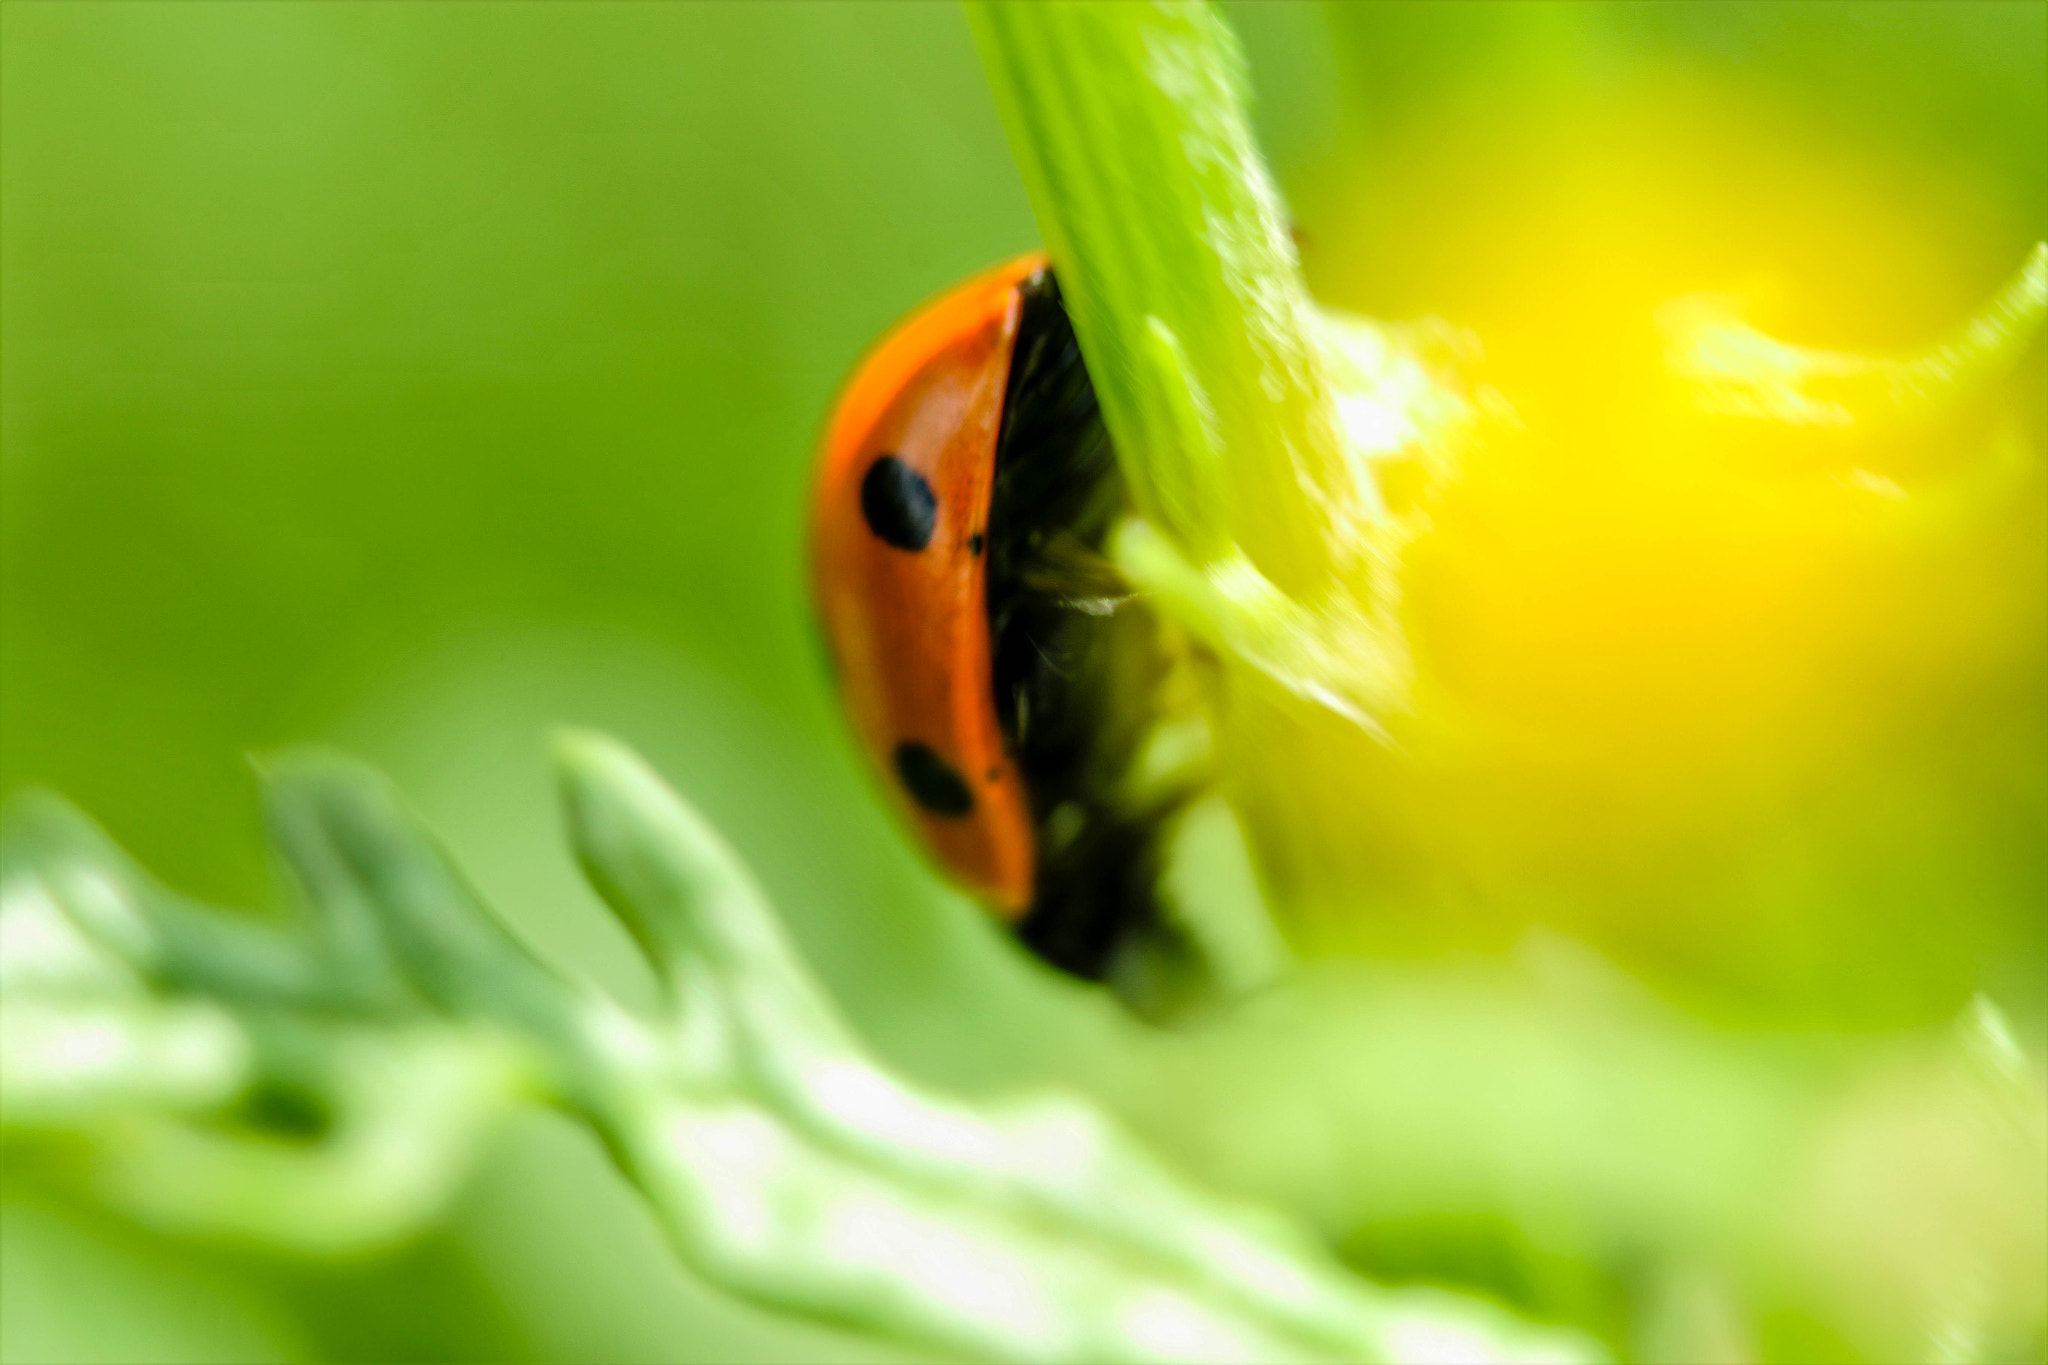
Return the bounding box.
[261,753,577,1051]
[554,728,835,1034]
[551,731,1606,1365]
[1,792,327,1006]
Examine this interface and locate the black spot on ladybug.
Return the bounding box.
[968,532,985,556]
[861,455,938,551]
[894,741,973,816]
[986,766,1001,782]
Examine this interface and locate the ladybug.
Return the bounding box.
[811,252,1198,980]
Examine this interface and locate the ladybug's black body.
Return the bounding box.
[987,273,1179,978]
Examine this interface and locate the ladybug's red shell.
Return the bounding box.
[811,252,1047,917]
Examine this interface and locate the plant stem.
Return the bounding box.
[965,0,1359,599]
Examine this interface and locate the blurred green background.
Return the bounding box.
[3,3,2041,1361]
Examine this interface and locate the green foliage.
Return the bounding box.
[2,736,1604,1365]
[8,735,2043,1362]
[4,2,2044,1362]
